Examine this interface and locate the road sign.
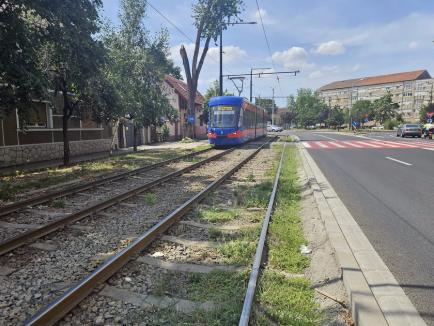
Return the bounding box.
[364,117,369,123]
[428,118,433,124]
[187,115,195,124]
[352,121,359,127]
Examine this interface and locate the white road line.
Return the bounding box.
[302,142,311,148]
[341,141,363,148]
[315,141,329,148]
[373,141,400,148]
[328,141,345,148]
[317,134,339,141]
[385,156,412,166]
[355,141,381,148]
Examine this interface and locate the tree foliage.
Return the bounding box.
[326,105,345,129]
[351,100,373,124]
[180,0,244,137]
[372,93,399,124]
[292,89,328,128]
[103,0,177,149]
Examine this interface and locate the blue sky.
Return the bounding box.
[100,0,434,106]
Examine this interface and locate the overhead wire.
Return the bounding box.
[254,0,284,97]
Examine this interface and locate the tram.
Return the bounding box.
[207,96,266,146]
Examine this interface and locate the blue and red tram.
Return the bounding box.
[207,96,266,146]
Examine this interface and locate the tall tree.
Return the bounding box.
[351,100,373,124]
[293,88,327,128]
[180,0,244,137]
[0,0,52,121]
[103,0,176,151]
[326,105,345,130]
[372,93,399,124]
[39,0,107,166]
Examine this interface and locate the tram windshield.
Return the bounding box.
[210,105,238,128]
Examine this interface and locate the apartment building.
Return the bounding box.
[317,70,434,122]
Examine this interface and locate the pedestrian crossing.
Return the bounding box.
[302,139,434,150]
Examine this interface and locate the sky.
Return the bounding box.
[100,0,434,107]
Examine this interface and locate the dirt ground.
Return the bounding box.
[298,165,353,326]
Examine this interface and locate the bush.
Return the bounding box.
[384,119,399,130]
[161,124,170,141]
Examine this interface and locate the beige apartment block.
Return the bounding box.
[317,70,434,122]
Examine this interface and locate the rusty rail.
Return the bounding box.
[0,147,212,217]
[24,139,272,326]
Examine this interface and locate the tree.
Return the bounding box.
[202,80,231,124]
[372,93,399,124]
[293,88,327,128]
[37,0,108,166]
[419,103,434,123]
[280,111,295,129]
[179,0,244,137]
[103,0,177,151]
[326,105,345,130]
[351,100,373,125]
[0,1,55,122]
[255,98,276,115]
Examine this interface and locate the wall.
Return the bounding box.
[0,139,111,167]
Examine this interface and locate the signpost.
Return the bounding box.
[187,115,195,124]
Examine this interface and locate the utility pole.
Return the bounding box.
[271,87,275,125]
[249,67,271,102]
[219,26,223,96]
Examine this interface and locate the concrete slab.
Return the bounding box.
[136,255,241,274]
[161,235,220,248]
[29,242,57,251]
[99,285,215,313]
[0,266,16,276]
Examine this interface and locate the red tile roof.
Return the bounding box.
[164,75,205,105]
[318,70,431,92]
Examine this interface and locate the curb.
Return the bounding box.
[296,139,426,326]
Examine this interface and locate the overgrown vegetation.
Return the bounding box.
[194,207,239,223]
[254,145,320,325]
[142,192,157,206]
[0,148,195,202]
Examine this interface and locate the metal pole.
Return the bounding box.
[219,27,223,96]
[249,68,253,102]
[272,88,275,125]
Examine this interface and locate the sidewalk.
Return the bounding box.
[0,140,209,176]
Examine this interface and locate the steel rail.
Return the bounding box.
[239,143,285,326]
[0,147,212,217]
[0,148,233,256]
[25,139,273,326]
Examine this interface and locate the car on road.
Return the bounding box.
[396,124,422,138]
[267,125,283,132]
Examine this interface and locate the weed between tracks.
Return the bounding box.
[253,145,320,325]
[0,147,208,202]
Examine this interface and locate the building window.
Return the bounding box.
[22,103,48,128]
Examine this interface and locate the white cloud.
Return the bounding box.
[313,40,346,55]
[408,41,419,49]
[252,8,275,25]
[272,47,313,70]
[309,70,324,79]
[170,44,247,66]
[208,45,247,63]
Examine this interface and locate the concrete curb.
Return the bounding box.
[296,139,426,326]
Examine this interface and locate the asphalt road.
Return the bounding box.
[291,130,434,325]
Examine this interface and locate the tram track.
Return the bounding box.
[0,147,213,217]
[0,138,274,325]
[0,148,232,255]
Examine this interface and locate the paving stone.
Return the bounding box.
[136,255,241,274]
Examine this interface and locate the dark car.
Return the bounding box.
[396,124,422,138]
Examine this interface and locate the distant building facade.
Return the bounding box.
[317,70,434,122]
[163,75,206,140]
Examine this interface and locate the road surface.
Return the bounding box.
[290,130,434,325]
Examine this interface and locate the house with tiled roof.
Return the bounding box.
[163,75,206,140]
[317,70,434,122]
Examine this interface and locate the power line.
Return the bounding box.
[146,0,232,75]
[255,0,283,96]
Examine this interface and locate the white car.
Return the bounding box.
[267,125,283,132]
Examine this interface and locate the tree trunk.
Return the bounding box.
[133,124,137,152]
[62,91,70,166]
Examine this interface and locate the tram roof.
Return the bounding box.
[209,96,246,107]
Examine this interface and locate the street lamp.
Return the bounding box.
[219,21,257,96]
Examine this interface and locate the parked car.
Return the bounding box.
[267,125,283,132]
[371,125,384,130]
[396,124,422,138]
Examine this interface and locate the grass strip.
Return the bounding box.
[253,145,321,325]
